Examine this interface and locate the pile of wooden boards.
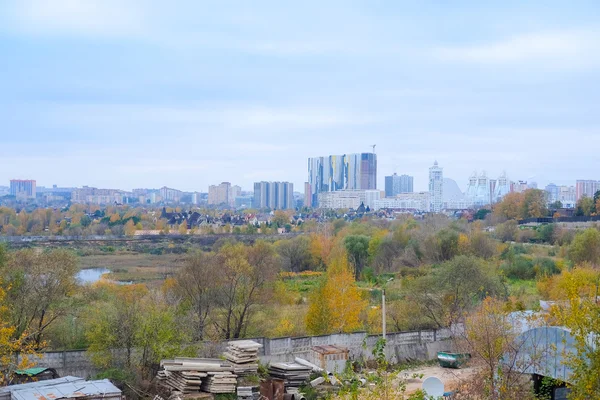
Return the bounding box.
[236,386,260,400]
[157,358,237,395]
[268,362,312,389]
[224,340,263,376]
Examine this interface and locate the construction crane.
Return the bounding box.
[371,144,376,153]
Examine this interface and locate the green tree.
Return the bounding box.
[213,241,278,339]
[344,235,370,279]
[575,196,595,216]
[2,249,78,348]
[569,228,600,265]
[276,236,312,272]
[407,255,505,327]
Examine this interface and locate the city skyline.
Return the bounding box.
[1,1,600,191]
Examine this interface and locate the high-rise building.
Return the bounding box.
[9,179,36,199]
[229,185,241,206]
[307,152,377,207]
[545,183,559,203]
[576,180,600,201]
[428,161,443,212]
[208,182,231,205]
[384,173,413,197]
[253,182,294,209]
[304,182,311,208]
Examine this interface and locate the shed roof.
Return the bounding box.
[10,379,121,400]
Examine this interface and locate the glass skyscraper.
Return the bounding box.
[307,153,377,207]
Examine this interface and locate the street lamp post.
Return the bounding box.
[382,277,394,341]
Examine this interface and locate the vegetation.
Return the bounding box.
[2,206,600,398]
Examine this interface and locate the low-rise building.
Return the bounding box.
[373,192,430,212]
[318,189,381,210]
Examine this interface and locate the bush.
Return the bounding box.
[501,256,535,280]
[533,257,560,277]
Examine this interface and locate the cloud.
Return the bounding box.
[42,103,377,131]
[434,30,600,67]
[2,0,148,37]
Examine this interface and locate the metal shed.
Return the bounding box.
[10,379,121,400]
[0,377,85,400]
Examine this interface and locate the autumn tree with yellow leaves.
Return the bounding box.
[306,249,367,335]
[546,267,600,399]
[0,246,39,384]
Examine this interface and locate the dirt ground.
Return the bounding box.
[400,364,479,394]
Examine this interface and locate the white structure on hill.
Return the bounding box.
[428,161,443,212]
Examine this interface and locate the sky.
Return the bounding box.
[1,0,599,193]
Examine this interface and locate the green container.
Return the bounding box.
[437,351,471,368]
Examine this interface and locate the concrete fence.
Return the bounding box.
[18,328,453,378]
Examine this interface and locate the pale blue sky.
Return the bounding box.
[1,1,599,192]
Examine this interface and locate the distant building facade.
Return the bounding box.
[546,184,576,207]
[576,180,600,201]
[318,189,381,210]
[384,173,413,197]
[208,182,231,206]
[374,192,430,212]
[304,182,311,209]
[10,179,36,199]
[253,181,294,209]
[308,152,377,207]
[159,186,182,203]
[428,161,443,212]
[229,185,241,206]
[71,187,128,204]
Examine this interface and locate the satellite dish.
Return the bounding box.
[422,376,444,397]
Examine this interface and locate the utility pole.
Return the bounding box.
[382,277,393,341]
[382,287,387,341]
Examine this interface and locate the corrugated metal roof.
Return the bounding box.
[0,378,85,394]
[10,380,121,400]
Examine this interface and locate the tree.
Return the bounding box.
[178,220,188,235]
[370,238,402,273]
[124,219,136,236]
[276,236,312,272]
[306,250,367,335]
[520,189,548,219]
[213,241,278,339]
[549,268,600,399]
[272,210,290,228]
[0,246,39,384]
[86,285,192,379]
[344,235,370,279]
[86,285,147,369]
[575,196,595,216]
[494,220,519,242]
[2,249,78,348]
[494,192,523,220]
[136,292,193,378]
[175,251,218,340]
[569,228,600,265]
[407,256,505,327]
[456,298,536,400]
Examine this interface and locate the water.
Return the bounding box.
[76,268,110,284]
